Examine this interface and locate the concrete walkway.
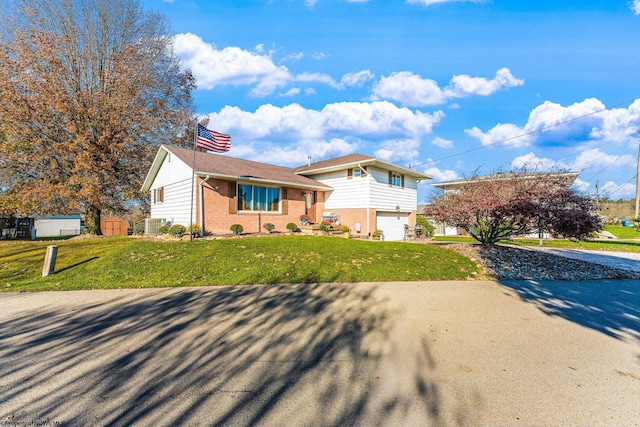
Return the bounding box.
[514,245,640,273]
[1,281,639,426]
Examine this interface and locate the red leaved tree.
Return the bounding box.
[0,0,195,234]
[426,171,601,245]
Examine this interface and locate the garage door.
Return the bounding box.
[376,212,409,241]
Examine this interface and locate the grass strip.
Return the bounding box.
[0,235,480,292]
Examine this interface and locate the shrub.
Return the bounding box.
[187,223,201,235]
[286,223,299,232]
[263,222,275,231]
[158,225,170,234]
[230,224,243,235]
[134,222,145,235]
[319,222,331,233]
[168,224,186,237]
[339,225,350,233]
[416,215,435,237]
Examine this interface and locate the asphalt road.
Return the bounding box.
[1,280,639,426]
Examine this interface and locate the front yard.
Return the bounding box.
[0,235,481,292]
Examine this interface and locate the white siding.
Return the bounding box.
[310,166,419,213]
[149,152,196,226]
[312,170,370,209]
[34,218,81,237]
[368,167,417,211]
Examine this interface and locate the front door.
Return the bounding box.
[305,191,316,222]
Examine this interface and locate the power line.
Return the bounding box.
[415,97,639,168]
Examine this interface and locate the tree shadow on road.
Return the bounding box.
[500,279,640,342]
[0,283,452,426]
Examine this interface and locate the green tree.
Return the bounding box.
[0,0,195,233]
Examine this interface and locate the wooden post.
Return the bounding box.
[42,245,58,277]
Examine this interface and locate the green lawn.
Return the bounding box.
[506,238,640,253]
[0,235,480,292]
[603,224,640,239]
[434,234,640,253]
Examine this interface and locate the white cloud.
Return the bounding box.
[281,52,305,62]
[631,0,640,14]
[242,138,359,166]
[511,152,563,170]
[600,181,636,198]
[465,123,532,148]
[372,68,523,107]
[208,101,443,142]
[423,164,459,182]
[431,137,453,148]
[372,72,446,107]
[173,33,291,96]
[571,148,636,171]
[340,70,375,87]
[510,149,636,173]
[407,0,486,7]
[173,34,372,96]
[281,88,302,97]
[296,72,341,89]
[466,98,640,149]
[572,178,591,192]
[374,139,421,162]
[444,68,524,98]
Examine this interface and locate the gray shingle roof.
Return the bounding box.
[163,145,331,190]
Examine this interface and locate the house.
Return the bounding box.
[141,145,431,241]
[428,171,579,237]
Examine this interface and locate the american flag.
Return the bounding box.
[197,123,231,153]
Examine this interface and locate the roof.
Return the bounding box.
[432,171,579,190]
[141,145,331,191]
[294,153,432,180]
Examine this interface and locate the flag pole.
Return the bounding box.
[189,119,198,242]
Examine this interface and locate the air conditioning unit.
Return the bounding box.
[145,218,166,235]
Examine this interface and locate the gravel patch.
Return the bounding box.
[441,243,640,280]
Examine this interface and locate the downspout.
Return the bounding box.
[358,162,370,236]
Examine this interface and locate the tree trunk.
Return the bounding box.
[84,205,102,235]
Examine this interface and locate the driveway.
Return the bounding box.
[1,281,639,426]
[513,245,640,273]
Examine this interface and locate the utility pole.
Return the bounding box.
[635,140,640,219]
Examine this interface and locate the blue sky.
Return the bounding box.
[144,0,640,202]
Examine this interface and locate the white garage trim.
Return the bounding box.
[376,212,409,241]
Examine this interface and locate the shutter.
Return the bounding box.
[388,171,392,186]
[281,188,288,215]
[347,169,353,179]
[228,181,237,214]
[362,166,367,177]
[401,175,405,189]
[160,187,164,202]
[153,189,156,204]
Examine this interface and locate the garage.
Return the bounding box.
[376,212,409,241]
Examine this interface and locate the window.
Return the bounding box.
[353,169,361,178]
[238,184,280,212]
[391,173,402,187]
[153,187,164,203]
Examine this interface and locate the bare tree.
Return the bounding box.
[0,0,195,233]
